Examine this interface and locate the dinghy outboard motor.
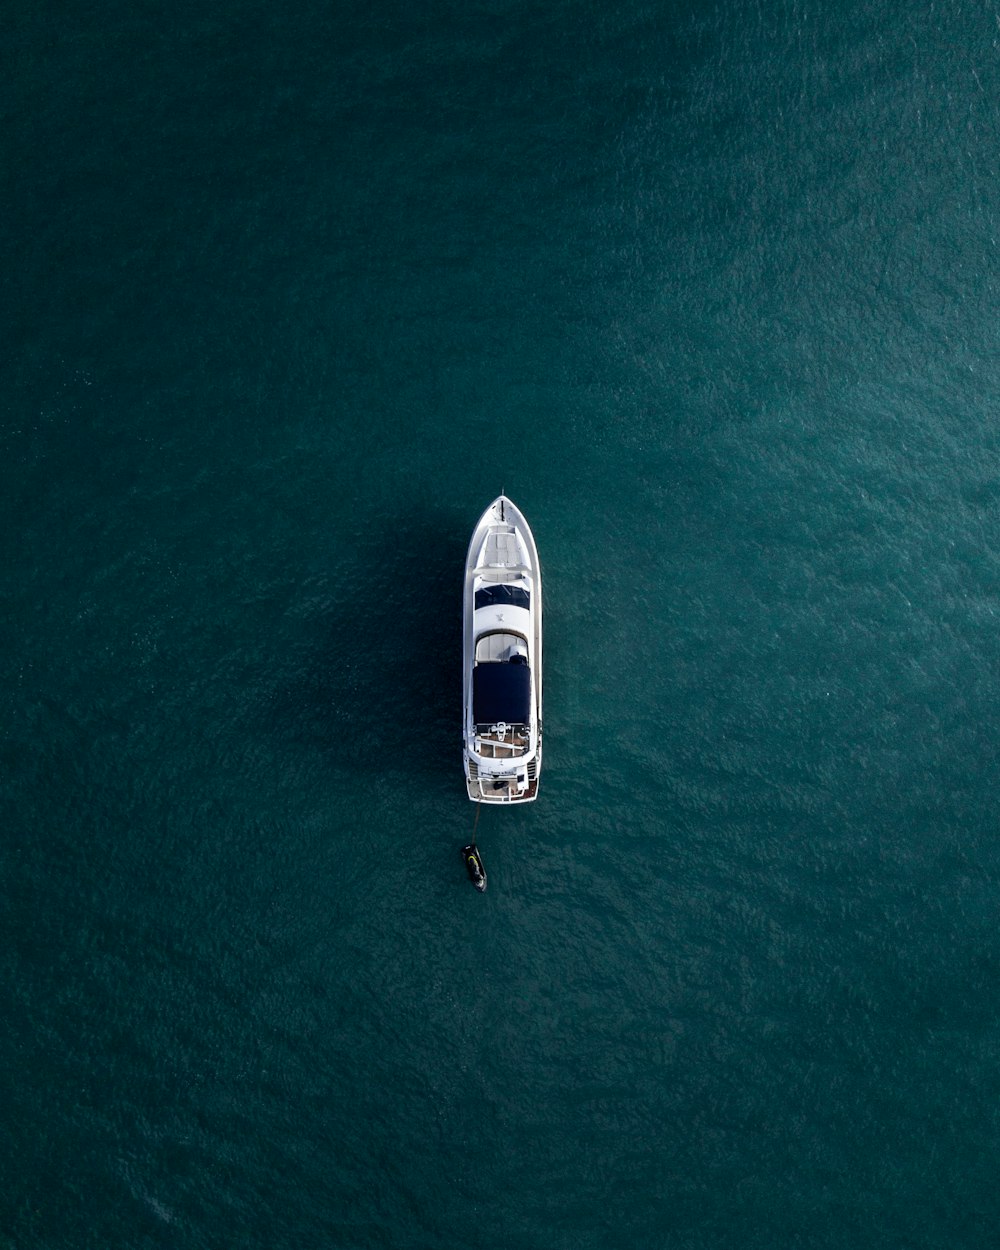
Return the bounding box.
[461,843,487,892]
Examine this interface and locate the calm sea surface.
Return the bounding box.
[3,2,1000,1246]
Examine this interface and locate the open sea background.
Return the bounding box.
[3,2,1000,1246]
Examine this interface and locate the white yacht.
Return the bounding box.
[463,496,542,803]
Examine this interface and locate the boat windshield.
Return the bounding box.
[475,585,530,611]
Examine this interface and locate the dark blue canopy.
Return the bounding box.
[473,661,531,725]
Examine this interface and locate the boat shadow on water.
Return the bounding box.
[265,509,465,798]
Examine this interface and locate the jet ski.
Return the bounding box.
[461,843,487,892]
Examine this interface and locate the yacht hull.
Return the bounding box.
[462,496,542,803]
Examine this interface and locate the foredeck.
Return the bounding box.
[478,529,525,578]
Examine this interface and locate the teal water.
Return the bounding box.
[4,3,1000,1246]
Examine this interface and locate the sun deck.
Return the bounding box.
[476,528,529,579]
[474,722,530,758]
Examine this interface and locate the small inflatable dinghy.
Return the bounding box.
[461,843,487,892]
